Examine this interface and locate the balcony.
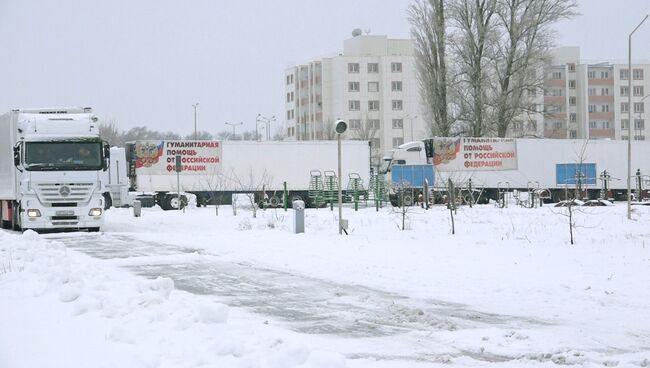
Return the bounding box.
[587,78,614,85]
[589,128,615,139]
[544,79,565,87]
[544,129,567,139]
[544,96,566,105]
[589,95,614,103]
[588,112,614,120]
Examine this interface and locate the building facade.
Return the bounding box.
[284,34,426,168]
[518,47,650,141]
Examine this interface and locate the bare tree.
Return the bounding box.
[450,0,498,137]
[409,0,454,136]
[491,0,577,137]
[230,168,272,218]
[99,118,122,146]
[184,131,213,140]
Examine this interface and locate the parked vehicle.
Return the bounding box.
[124,140,371,209]
[0,107,109,231]
[381,137,650,204]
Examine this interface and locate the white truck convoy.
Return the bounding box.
[0,107,109,231]
[3,107,650,233]
[382,137,650,204]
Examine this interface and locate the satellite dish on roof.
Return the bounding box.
[352,28,362,37]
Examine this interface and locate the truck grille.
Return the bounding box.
[35,183,95,203]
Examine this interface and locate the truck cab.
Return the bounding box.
[1,107,108,231]
[378,141,428,175]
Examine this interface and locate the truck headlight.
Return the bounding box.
[88,208,103,217]
[27,209,41,218]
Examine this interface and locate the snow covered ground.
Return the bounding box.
[2,201,650,367]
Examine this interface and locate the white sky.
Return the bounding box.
[0,0,648,136]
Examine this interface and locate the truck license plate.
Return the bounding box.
[56,210,75,216]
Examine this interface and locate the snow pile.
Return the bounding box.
[0,229,346,368]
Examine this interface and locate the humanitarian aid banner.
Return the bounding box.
[134,140,222,175]
[432,137,518,171]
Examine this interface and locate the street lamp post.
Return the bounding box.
[192,103,199,140]
[257,114,276,141]
[335,120,347,235]
[225,122,243,140]
[627,14,648,220]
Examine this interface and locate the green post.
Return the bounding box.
[283,181,288,211]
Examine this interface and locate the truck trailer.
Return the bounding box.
[124,140,371,209]
[0,107,109,231]
[382,137,650,204]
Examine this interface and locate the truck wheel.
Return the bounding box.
[269,196,280,207]
[167,195,187,210]
[11,202,21,231]
[103,192,113,210]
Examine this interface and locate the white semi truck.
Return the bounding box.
[124,140,371,209]
[0,107,109,231]
[382,137,650,204]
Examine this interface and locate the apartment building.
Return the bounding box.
[285,34,426,168]
[526,47,650,140]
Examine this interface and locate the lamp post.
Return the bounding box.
[256,115,276,141]
[255,114,261,141]
[225,122,243,140]
[192,103,199,140]
[627,14,648,220]
[335,120,347,235]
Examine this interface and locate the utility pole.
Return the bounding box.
[192,103,199,140]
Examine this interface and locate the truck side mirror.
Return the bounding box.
[13,144,22,171]
[102,142,110,171]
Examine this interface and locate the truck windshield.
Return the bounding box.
[25,142,103,171]
[378,159,392,174]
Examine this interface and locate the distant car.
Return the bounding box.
[583,199,613,207]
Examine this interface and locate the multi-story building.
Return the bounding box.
[285,34,426,168]
[524,47,650,141]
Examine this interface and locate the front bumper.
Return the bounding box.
[20,203,104,230]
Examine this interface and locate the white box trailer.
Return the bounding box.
[0,107,108,231]
[125,140,371,209]
[384,138,650,203]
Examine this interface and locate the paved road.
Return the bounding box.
[47,232,565,365]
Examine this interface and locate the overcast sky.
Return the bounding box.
[0,0,649,136]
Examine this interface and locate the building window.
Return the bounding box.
[392,137,404,147]
[589,121,597,129]
[600,71,609,79]
[527,88,537,97]
[634,103,645,113]
[391,62,402,73]
[602,121,610,129]
[550,71,562,79]
[588,104,596,113]
[634,86,644,96]
[633,69,644,80]
[569,96,576,106]
[349,119,361,129]
[570,130,577,139]
[286,93,291,103]
[588,88,595,96]
[348,63,360,73]
[370,138,380,148]
[588,71,596,79]
[554,121,562,129]
[622,136,629,140]
[635,119,645,129]
[621,103,629,113]
[570,113,576,122]
[392,100,403,110]
[622,119,629,129]
[549,88,563,96]
[392,119,403,129]
[349,100,360,111]
[601,104,609,112]
[368,82,379,92]
[368,100,380,111]
[620,69,630,80]
[568,63,576,72]
[601,87,609,96]
[391,81,403,91]
[367,63,379,73]
[287,110,291,120]
[348,81,360,92]
[635,135,646,141]
[621,86,629,96]
[368,119,381,130]
[569,80,576,89]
